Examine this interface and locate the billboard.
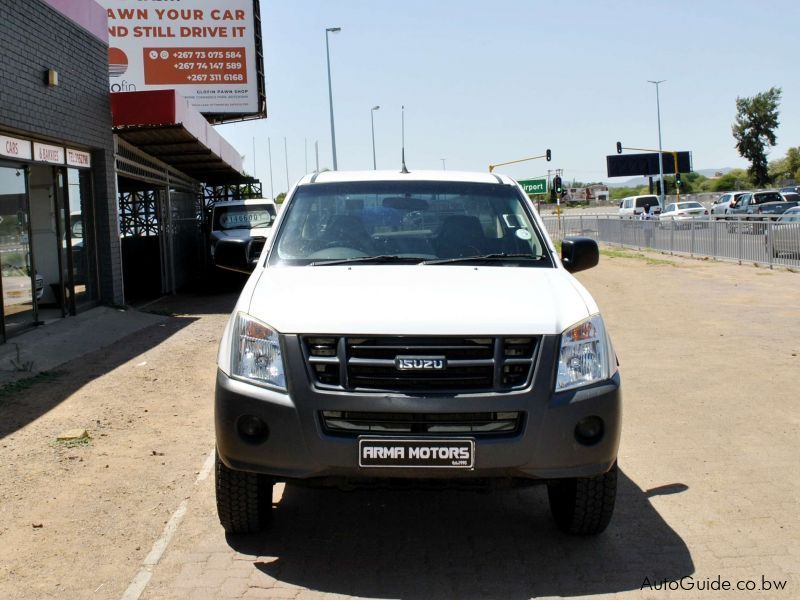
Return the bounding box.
[100,0,266,121]
[606,152,692,178]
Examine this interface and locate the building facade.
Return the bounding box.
[0,0,122,341]
[0,0,256,343]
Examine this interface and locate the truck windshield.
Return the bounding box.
[213,204,276,231]
[270,180,552,266]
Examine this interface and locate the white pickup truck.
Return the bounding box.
[213,170,621,536]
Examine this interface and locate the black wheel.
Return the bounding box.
[547,462,618,535]
[215,451,273,534]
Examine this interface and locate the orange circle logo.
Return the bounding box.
[108,47,128,77]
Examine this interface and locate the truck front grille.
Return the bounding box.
[301,336,538,393]
[320,410,523,437]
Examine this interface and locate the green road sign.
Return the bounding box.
[517,178,548,195]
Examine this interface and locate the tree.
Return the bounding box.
[275,192,287,204]
[769,146,800,184]
[711,168,752,192]
[732,87,782,187]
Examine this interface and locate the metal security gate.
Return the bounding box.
[115,136,201,301]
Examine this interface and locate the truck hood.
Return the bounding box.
[244,266,595,335]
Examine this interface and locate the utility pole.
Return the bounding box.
[315,140,320,173]
[252,137,257,178]
[325,27,342,170]
[304,137,308,174]
[648,79,666,207]
[370,105,380,170]
[267,137,274,200]
[284,137,289,191]
[441,158,447,170]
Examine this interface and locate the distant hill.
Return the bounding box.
[607,168,734,188]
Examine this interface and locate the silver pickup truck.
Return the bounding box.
[209,199,277,267]
[725,191,800,233]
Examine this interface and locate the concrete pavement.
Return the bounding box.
[0,306,166,386]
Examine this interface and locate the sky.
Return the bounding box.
[217,0,800,193]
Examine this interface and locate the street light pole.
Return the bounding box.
[267,137,274,200]
[284,137,289,191]
[325,27,341,170]
[648,79,666,207]
[441,158,447,170]
[370,105,380,170]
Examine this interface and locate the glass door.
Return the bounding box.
[0,165,36,340]
[67,168,98,309]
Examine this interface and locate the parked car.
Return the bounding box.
[658,201,710,227]
[1,264,44,305]
[618,195,661,218]
[727,191,799,233]
[209,199,277,267]
[213,170,621,536]
[764,206,800,258]
[779,186,800,195]
[710,191,748,216]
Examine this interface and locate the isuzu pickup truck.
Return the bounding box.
[213,170,621,536]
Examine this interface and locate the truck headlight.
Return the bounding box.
[231,312,286,391]
[556,315,616,391]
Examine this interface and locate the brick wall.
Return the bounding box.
[0,0,124,305]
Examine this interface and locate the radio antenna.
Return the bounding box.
[400,105,409,173]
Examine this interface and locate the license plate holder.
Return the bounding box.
[358,438,474,469]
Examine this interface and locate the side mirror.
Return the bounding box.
[561,237,599,274]
[213,238,264,274]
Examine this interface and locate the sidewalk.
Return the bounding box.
[0,306,167,386]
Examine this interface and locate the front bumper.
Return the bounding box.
[215,335,622,482]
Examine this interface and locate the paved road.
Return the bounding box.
[139,253,798,600]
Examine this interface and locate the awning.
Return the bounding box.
[111,90,250,185]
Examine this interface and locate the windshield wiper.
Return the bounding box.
[422,253,547,265]
[310,255,427,266]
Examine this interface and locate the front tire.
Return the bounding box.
[547,462,618,535]
[215,451,274,534]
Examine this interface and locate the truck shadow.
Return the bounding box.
[228,469,694,598]
[0,315,198,441]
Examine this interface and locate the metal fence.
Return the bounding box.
[540,214,800,269]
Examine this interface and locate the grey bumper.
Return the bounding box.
[215,335,621,482]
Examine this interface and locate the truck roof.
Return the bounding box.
[298,170,516,186]
[212,198,275,208]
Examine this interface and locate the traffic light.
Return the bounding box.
[546,149,552,162]
[616,141,622,154]
[675,172,682,186]
[553,175,562,194]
